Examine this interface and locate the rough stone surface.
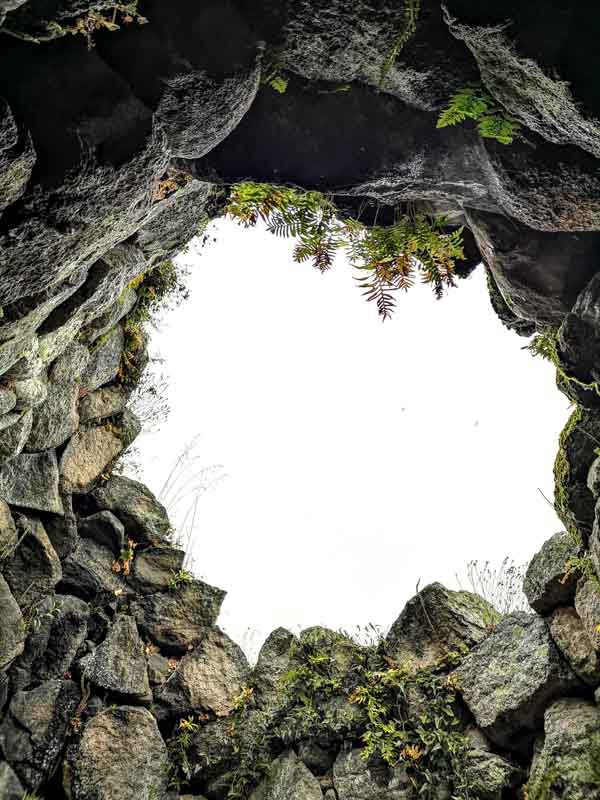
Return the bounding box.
[65,706,169,800]
[523,532,579,614]
[0,573,25,670]
[332,748,412,800]
[81,326,125,393]
[132,579,226,654]
[13,374,48,410]
[90,474,172,545]
[0,679,80,791]
[2,516,62,607]
[60,537,124,603]
[574,577,600,651]
[454,612,581,750]
[385,582,494,669]
[80,615,151,701]
[0,762,23,800]
[25,381,79,452]
[249,750,322,800]
[0,497,17,558]
[0,387,16,415]
[462,748,523,800]
[78,510,125,556]
[50,343,90,385]
[0,450,63,514]
[528,698,600,799]
[154,627,248,719]
[253,627,297,709]
[549,606,600,687]
[129,545,186,594]
[79,385,128,424]
[0,409,33,461]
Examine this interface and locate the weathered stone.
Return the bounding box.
[0,678,80,791]
[523,532,579,614]
[332,747,412,800]
[13,374,48,410]
[80,615,151,702]
[462,747,523,800]
[454,612,581,750]
[2,516,61,607]
[154,627,248,720]
[82,286,138,345]
[528,698,600,800]
[589,456,600,497]
[64,706,169,800]
[249,750,322,800]
[385,582,494,669]
[9,594,89,692]
[297,741,335,775]
[60,537,125,602]
[49,342,91,385]
[79,385,128,424]
[0,335,37,380]
[78,511,125,556]
[0,387,16,415]
[132,579,226,654]
[549,606,600,687]
[253,627,297,709]
[0,409,32,460]
[147,651,172,688]
[44,512,79,560]
[0,450,63,514]
[81,325,125,393]
[90,474,172,545]
[25,381,79,452]
[0,573,25,670]
[592,518,600,578]
[574,577,600,651]
[188,717,237,785]
[0,498,17,558]
[129,546,186,594]
[0,761,24,800]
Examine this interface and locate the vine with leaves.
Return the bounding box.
[226,183,465,321]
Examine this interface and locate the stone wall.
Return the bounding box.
[2,1,600,798]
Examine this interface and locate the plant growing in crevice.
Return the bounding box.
[227,183,465,320]
[168,569,194,591]
[111,537,138,576]
[437,83,521,145]
[379,0,421,86]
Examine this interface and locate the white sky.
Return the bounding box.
[136,218,571,657]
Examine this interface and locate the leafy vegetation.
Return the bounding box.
[168,569,195,591]
[437,84,521,145]
[227,183,465,320]
[380,0,421,86]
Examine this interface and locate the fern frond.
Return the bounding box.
[437,83,520,145]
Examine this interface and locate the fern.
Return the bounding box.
[380,0,421,86]
[226,184,465,319]
[437,83,520,145]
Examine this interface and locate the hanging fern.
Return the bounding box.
[436,83,520,145]
[226,183,465,320]
[379,0,421,86]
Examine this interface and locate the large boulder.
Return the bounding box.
[384,582,495,669]
[129,545,186,594]
[132,579,226,654]
[60,537,125,603]
[90,474,172,545]
[549,606,600,687]
[81,325,125,393]
[78,510,125,557]
[332,747,412,800]
[154,627,248,720]
[0,678,80,791]
[249,749,322,800]
[454,613,581,751]
[523,532,579,614]
[80,615,151,702]
[64,706,169,800]
[0,409,33,461]
[0,573,25,670]
[253,627,297,709]
[574,577,600,651]
[78,385,128,424]
[462,747,523,800]
[0,450,63,514]
[528,698,600,800]
[25,381,79,451]
[2,515,62,607]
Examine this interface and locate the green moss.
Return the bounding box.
[554,406,584,544]
[527,767,560,800]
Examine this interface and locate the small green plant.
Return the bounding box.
[227,183,465,320]
[168,569,194,591]
[111,538,138,577]
[168,715,203,788]
[380,0,421,85]
[437,83,520,145]
[261,50,289,94]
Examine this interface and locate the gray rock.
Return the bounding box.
[454,612,581,750]
[132,579,226,654]
[25,381,79,451]
[80,615,151,702]
[0,573,25,670]
[82,325,125,393]
[0,762,24,800]
[0,335,37,380]
[78,511,125,556]
[297,741,335,775]
[13,374,48,410]
[82,285,137,345]
[528,698,600,800]
[2,516,61,607]
[0,498,17,558]
[188,717,237,785]
[9,594,89,692]
[462,748,523,800]
[60,537,125,603]
[129,546,186,594]
[44,512,79,560]
[0,387,16,415]
[0,450,63,514]
[0,409,32,461]
[332,748,412,800]
[0,678,80,791]
[588,456,600,497]
[147,651,173,688]
[384,582,495,670]
[65,706,169,800]
[592,520,600,579]
[253,627,297,709]
[549,606,600,687]
[154,627,248,720]
[79,385,128,424]
[249,750,322,800]
[574,577,600,651]
[523,532,579,614]
[90,474,172,545]
[49,342,90,385]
